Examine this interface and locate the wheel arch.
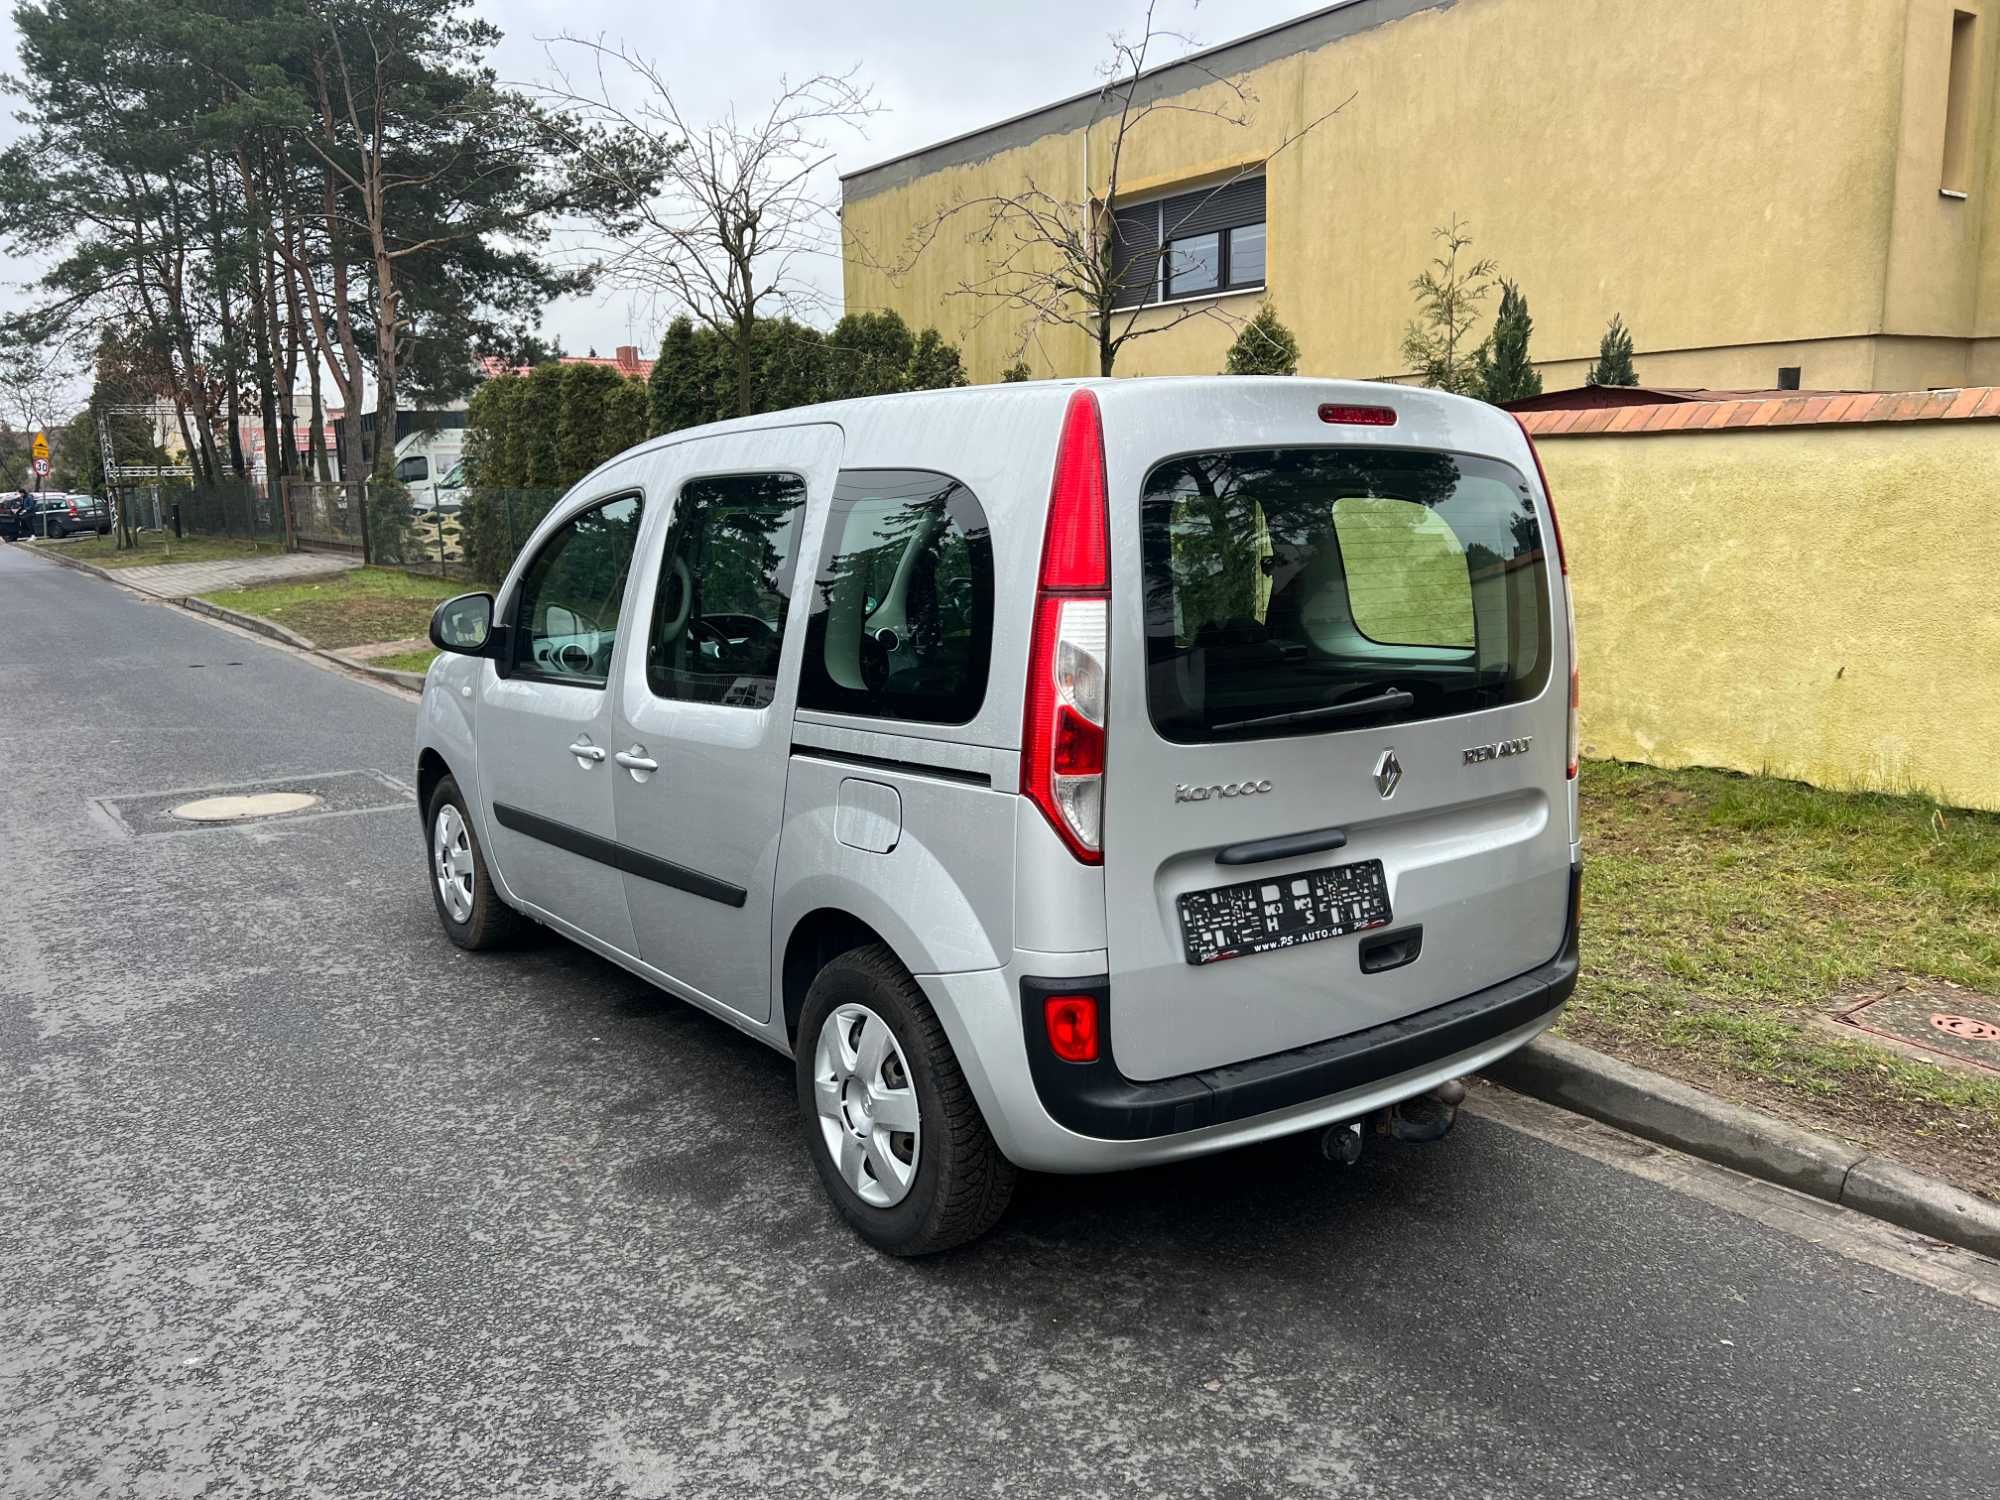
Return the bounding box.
[416,746,452,817]
[781,908,899,1049]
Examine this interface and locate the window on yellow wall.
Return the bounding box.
[1942,10,1978,196]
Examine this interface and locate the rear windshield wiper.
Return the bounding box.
[1213,688,1416,735]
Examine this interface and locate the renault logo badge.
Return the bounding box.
[1374,749,1403,799]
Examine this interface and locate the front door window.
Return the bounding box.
[513,494,645,686]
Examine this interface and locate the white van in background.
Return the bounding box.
[394,435,466,513]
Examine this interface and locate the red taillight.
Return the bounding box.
[1039,389,1110,589]
[1043,995,1100,1063]
[1513,416,1580,780]
[1023,390,1110,864]
[1318,403,1397,427]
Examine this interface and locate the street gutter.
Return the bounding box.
[1485,1036,2000,1259]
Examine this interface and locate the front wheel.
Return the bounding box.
[797,945,1015,1255]
[425,775,527,950]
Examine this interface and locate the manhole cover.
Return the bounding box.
[172,792,322,822]
[97,770,413,836]
[1836,984,2000,1074]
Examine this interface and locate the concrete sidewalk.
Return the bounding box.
[47,547,360,599]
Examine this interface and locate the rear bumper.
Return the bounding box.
[1018,863,1581,1145]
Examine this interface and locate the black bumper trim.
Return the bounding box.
[1020,863,1582,1141]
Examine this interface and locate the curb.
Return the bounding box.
[180,598,424,696]
[181,596,317,649]
[25,545,121,586]
[1485,1035,2000,1260]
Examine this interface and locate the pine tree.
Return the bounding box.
[649,317,708,434]
[1224,304,1301,376]
[1401,217,1498,395]
[1586,314,1639,386]
[1478,281,1542,404]
[904,328,970,390]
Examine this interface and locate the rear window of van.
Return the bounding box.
[1140,448,1552,741]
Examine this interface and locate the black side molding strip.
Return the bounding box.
[491,802,748,908]
[788,744,991,788]
[1215,825,1348,866]
[1020,863,1582,1140]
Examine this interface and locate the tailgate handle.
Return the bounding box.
[1359,926,1424,974]
[1215,826,1348,867]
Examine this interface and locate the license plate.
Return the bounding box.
[1177,859,1392,966]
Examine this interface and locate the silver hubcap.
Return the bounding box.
[812,1003,921,1208]
[433,804,475,924]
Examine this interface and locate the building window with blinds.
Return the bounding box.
[1108,175,1266,309]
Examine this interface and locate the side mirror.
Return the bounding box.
[430,592,496,655]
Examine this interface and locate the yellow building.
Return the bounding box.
[841,0,2000,391]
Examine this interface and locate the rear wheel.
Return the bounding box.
[796,945,1015,1255]
[425,775,526,950]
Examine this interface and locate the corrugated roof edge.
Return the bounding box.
[1519,388,2000,436]
[839,0,1454,202]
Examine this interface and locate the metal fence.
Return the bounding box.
[173,481,286,544]
[279,477,559,580]
[285,479,366,554]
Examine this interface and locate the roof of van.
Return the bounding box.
[583,376,1519,491]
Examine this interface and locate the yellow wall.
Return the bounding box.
[844,0,1997,389]
[1541,422,2000,811]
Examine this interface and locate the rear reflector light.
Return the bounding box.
[1024,390,1110,864]
[1043,995,1100,1063]
[1318,403,1397,427]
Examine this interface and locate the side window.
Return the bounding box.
[647,472,808,709]
[800,470,993,725]
[511,494,645,687]
[395,455,429,484]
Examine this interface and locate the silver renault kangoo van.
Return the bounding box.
[415,377,1581,1254]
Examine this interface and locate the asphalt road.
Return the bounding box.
[3,543,1997,1500]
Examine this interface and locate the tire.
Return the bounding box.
[796,944,1016,1255]
[424,774,528,950]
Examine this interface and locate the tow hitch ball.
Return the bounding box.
[1318,1078,1467,1163]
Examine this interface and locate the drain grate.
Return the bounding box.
[97,769,412,836]
[1835,984,2000,1075]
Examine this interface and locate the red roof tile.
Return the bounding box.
[1516,385,2000,438]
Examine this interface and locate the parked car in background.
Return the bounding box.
[0,491,110,539]
[0,495,25,541]
[412,377,1582,1255]
[35,493,114,538]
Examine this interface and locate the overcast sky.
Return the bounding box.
[0,0,1323,400]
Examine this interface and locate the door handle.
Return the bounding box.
[567,741,607,763]
[614,750,659,772]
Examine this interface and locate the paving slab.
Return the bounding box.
[107,549,358,599]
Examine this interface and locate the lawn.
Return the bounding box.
[42,531,287,568]
[201,567,473,649]
[1572,760,2000,1197]
[370,647,441,674]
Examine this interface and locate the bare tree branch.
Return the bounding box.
[542,35,879,416]
[866,0,1351,375]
